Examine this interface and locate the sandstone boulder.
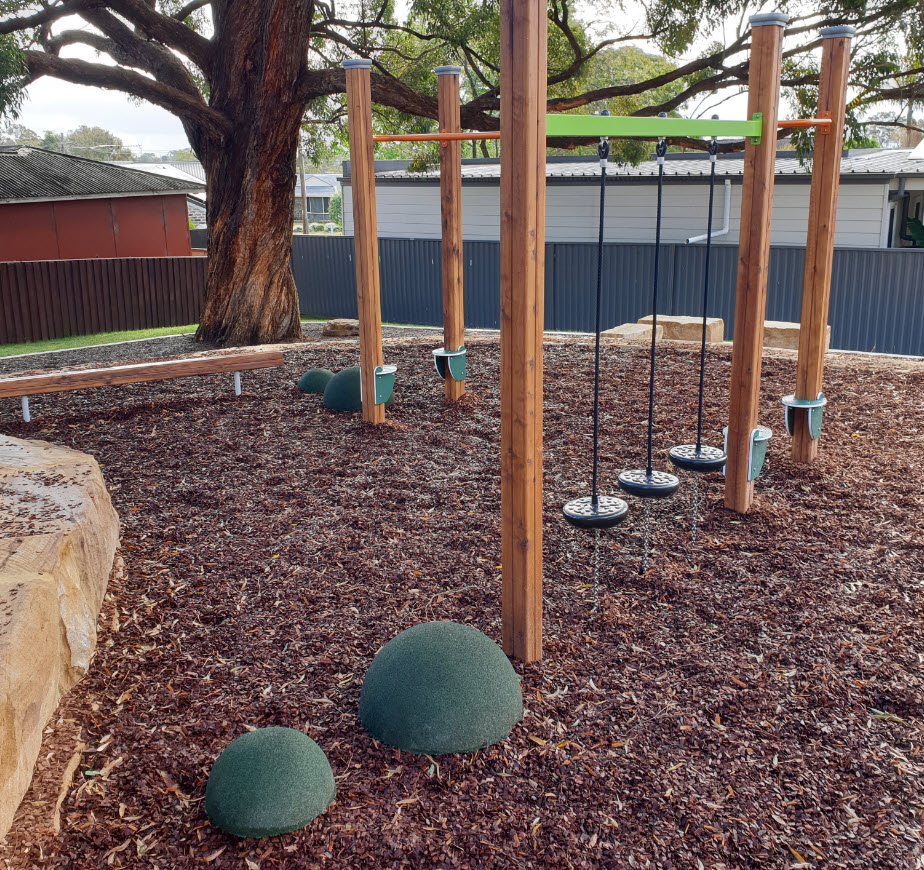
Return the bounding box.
[637,315,724,343]
[322,318,360,337]
[763,320,831,351]
[0,436,119,837]
[601,323,662,344]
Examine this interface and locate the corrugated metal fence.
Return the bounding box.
[288,235,923,356]
[0,257,206,345]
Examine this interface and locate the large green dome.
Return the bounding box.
[204,727,335,838]
[358,621,523,755]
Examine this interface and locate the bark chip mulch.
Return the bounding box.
[1,336,922,869]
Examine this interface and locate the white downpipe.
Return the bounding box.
[21,396,30,422]
[686,179,731,244]
[233,372,241,396]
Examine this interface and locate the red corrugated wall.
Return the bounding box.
[0,194,192,262]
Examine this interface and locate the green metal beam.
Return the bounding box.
[545,113,763,143]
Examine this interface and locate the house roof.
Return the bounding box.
[296,173,340,196]
[110,162,206,202]
[349,148,924,185]
[0,147,205,204]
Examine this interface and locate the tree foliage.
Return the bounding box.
[3,0,917,161]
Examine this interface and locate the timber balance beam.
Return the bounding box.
[0,349,284,421]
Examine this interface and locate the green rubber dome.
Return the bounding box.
[358,621,523,755]
[204,727,335,838]
[297,368,334,394]
[322,365,393,412]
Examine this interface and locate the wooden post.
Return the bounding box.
[499,0,546,662]
[343,59,386,425]
[791,26,854,463]
[724,13,787,513]
[436,65,466,401]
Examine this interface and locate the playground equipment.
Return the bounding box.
[342,8,853,661]
[669,129,729,541]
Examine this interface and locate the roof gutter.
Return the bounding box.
[685,179,731,244]
[0,189,204,205]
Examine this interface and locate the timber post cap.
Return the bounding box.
[358,621,524,756]
[342,58,373,69]
[819,25,856,38]
[749,12,789,27]
[434,66,463,76]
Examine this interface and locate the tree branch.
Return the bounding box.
[172,0,211,20]
[105,0,213,75]
[23,51,229,139]
[0,0,102,35]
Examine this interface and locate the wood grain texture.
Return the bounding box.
[0,350,283,398]
[345,65,386,425]
[499,0,546,662]
[0,258,207,346]
[438,70,466,401]
[792,33,852,464]
[724,20,784,514]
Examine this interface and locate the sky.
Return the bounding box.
[10,3,763,155]
[17,78,189,155]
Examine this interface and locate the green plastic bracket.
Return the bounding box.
[751,112,762,145]
[722,425,773,482]
[544,113,763,141]
[782,392,826,440]
[433,345,466,381]
[373,364,396,405]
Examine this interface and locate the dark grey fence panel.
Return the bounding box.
[196,233,921,356]
[291,235,358,319]
[670,244,739,339]
[463,241,501,329]
[765,248,806,325]
[379,238,442,325]
[190,228,206,248]
[829,249,924,355]
[548,242,665,332]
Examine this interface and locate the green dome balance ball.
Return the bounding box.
[297,368,334,394]
[323,365,394,412]
[205,727,335,838]
[359,621,523,755]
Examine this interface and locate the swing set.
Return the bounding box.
[341,9,855,661]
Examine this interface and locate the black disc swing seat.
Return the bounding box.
[563,494,629,530]
[669,131,727,477]
[562,120,629,533]
[617,134,680,502]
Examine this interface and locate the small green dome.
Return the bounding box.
[204,727,335,838]
[297,368,334,393]
[322,365,393,412]
[359,621,523,755]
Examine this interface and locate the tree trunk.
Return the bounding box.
[195,0,311,345]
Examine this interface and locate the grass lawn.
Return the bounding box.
[0,317,330,359]
[0,324,198,358]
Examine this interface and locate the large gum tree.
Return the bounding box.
[1,0,920,345]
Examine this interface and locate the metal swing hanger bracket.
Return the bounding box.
[781,392,826,439]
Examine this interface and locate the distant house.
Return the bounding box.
[295,174,339,224]
[341,148,924,249]
[0,147,204,261]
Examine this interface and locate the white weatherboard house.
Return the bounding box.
[342,147,924,249]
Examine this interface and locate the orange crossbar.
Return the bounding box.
[372,131,499,142]
[778,118,833,128]
[372,118,832,144]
